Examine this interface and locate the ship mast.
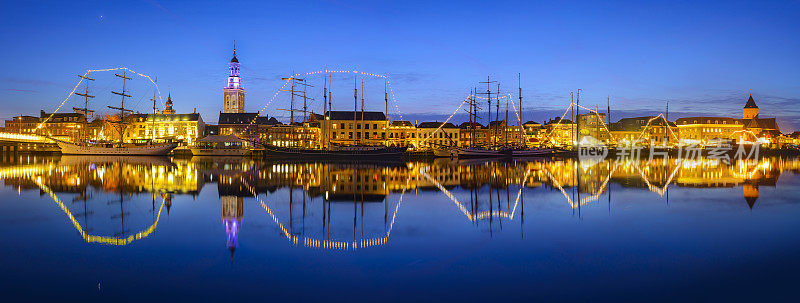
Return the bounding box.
[74,73,95,145]
[518,73,523,146]
[149,77,158,142]
[478,76,496,147]
[328,74,332,148]
[384,74,388,147]
[360,80,365,143]
[353,69,358,146]
[323,69,327,149]
[109,68,133,147]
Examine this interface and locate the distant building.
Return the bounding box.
[674,117,742,144]
[458,122,488,147]
[124,113,205,146]
[218,112,274,139]
[223,46,245,113]
[38,110,86,141]
[543,117,576,147]
[4,115,40,135]
[577,113,610,143]
[739,95,781,145]
[522,121,543,146]
[417,122,459,148]
[609,116,678,146]
[318,111,388,146]
[387,120,416,147]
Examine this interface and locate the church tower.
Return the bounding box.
[223,44,245,113]
[743,94,759,120]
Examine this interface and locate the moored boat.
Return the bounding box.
[452,147,509,158]
[57,141,178,155]
[263,145,407,159]
[511,148,555,157]
[190,135,250,156]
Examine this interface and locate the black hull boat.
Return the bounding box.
[263,145,408,159]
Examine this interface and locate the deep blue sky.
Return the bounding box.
[1,0,798,130]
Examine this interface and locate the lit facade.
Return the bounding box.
[318,111,389,146]
[223,46,245,113]
[417,122,459,148]
[124,113,205,145]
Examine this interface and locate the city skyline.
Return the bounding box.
[1,1,799,130]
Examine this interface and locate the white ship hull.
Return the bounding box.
[190,148,250,156]
[56,141,178,155]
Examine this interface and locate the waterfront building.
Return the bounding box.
[265,122,320,148]
[4,115,40,135]
[124,113,205,146]
[458,122,488,147]
[387,120,416,147]
[609,116,678,146]
[577,113,611,143]
[318,111,388,146]
[37,110,86,141]
[223,46,245,113]
[417,122,459,148]
[522,121,543,146]
[542,118,576,147]
[218,112,276,140]
[674,117,743,144]
[739,95,781,146]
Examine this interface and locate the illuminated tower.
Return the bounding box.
[743,94,759,120]
[162,93,176,115]
[223,44,245,113]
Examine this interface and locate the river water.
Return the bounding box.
[1,155,799,302]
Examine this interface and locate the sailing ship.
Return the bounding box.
[450,74,557,158]
[262,70,407,159]
[55,69,178,155]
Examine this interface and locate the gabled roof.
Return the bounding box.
[675,117,739,125]
[523,121,541,126]
[488,120,506,127]
[740,117,779,131]
[325,111,386,121]
[418,122,456,128]
[127,113,202,122]
[744,95,758,108]
[389,120,413,127]
[458,122,485,129]
[219,112,260,125]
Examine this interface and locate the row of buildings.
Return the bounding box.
[2,46,797,149]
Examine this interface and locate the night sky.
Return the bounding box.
[1,0,798,130]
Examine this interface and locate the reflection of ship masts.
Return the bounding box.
[74,73,95,145]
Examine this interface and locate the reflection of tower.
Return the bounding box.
[742,184,759,209]
[222,196,244,259]
[163,193,173,214]
[223,44,245,113]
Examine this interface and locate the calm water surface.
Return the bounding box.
[1,155,799,302]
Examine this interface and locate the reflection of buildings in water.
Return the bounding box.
[222,196,243,258]
[5,156,800,248]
